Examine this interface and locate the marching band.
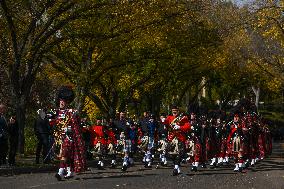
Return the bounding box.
[47,87,272,180]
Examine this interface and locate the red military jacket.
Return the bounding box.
[165,114,191,142]
[90,125,107,145]
[105,129,117,145]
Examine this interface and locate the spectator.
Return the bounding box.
[8,114,18,166]
[0,104,8,166]
[34,109,51,164]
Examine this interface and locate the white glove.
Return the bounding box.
[173,125,180,130]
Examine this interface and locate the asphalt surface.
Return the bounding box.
[1,141,283,189]
[0,156,283,189]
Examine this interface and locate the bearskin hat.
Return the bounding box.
[171,104,179,110]
[56,85,75,104]
[149,113,156,119]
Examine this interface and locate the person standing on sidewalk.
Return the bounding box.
[34,109,51,164]
[0,104,8,166]
[8,114,18,166]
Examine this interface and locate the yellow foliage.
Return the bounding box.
[83,97,100,123]
[267,78,282,92]
[132,89,140,100]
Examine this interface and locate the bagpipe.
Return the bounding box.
[168,113,185,132]
[47,109,72,146]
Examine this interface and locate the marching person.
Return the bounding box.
[90,116,108,169]
[142,114,158,168]
[164,105,190,176]
[50,86,86,181]
[157,113,168,167]
[188,111,202,172]
[227,113,245,172]
[106,118,118,168]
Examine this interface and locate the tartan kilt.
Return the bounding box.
[208,138,221,159]
[139,136,155,152]
[107,143,116,155]
[138,136,149,152]
[116,139,125,154]
[187,137,202,162]
[157,139,168,152]
[59,136,74,159]
[228,135,244,158]
[92,142,107,156]
[219,137,227,157]
[167,137,185,155]
[124,139,133,153]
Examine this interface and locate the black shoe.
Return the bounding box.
[201,164,207,168]
[55,173,63,181]
[216,162,222,167]
[64,175,74,179]
[210,163,216,169]
[144,162,152,168]
[181,159,187,164]
[121,165,127,172]
[172,169,179,176]
[110,163,116,168]
[191,166,197,172]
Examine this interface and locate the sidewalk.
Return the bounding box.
[0,155,100,176]
[0,155,57,176]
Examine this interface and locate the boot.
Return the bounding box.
[55,168,64,181]
[121,161,128,172]
[173,165,181,176]
[233,163,239,172]
[191,162,198,172]
[222,157,229,166]
[97,161,104,170]
[250,159,255,167]
[210,158,216,167]
[238,163,244,172]
[201,163,207,168]
[110,159,116,168]
[64,167,74,179]
[121,156,129,172]
[144,152,152,168]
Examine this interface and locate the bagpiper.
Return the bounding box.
[227,112,245,172]
[189,111,208,172]
[157,113,168,167]
[50,86,86,181]
[164,105,191,176]
[89,116,108,169]
[114,111,139,171]
[140,113,158,168]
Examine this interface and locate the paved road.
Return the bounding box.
[0,157,283,189]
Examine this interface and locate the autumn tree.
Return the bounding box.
[0,0,104,153]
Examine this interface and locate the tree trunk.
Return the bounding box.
[15,98,27,154]
[252,86,260,111]
[75,84,88,114]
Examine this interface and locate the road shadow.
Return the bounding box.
[80,173,157,180]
